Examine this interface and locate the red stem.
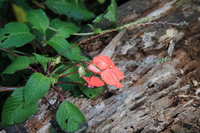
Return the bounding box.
[29,42,42,53]
[59,61,88,75]
[28,66,38,73]
[52,86,65,101]
[56,81,79,85]
[59,71,78,78]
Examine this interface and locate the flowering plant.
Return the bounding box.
[84,54,124,88]
[0,0,121,131]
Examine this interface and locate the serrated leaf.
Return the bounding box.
[33,53,52,71]
[104,0,118,24]
[1,56,30,74]
[27,9,49,34]
[47,37,72,59]
[45,0,95,21]
[56,101,87,132]
[79,85,104,99]
[28,56,38,64]
[47,37,88,61]
[50,18,80,38]
[23,72,51,107]
[0,22,35,48]
[1,87,38,127]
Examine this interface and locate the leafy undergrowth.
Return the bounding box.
[0,0,124,132]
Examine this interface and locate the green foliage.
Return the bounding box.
[27,9,49,34]
[33,53,52,71]
[45,0,95,21]
[1,87,38,127]
[47,37,88,61]
[92,14,104,23]
[79,85,104,99]
[50,18,80,38]
[0,0,120,132]
[56,101,87,133]
[104,0,118,25]
[0,22,35,48]
[23,73,51,107]
[2,56,30,74]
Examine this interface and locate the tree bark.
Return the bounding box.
[2,0,200,133]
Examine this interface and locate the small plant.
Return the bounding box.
[0,0,124,132]
[0,0,187,132]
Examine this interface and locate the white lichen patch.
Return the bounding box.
[156,28,185,51]
[121,39,136,55]
[141,31,157,48]
[158,28,184,43]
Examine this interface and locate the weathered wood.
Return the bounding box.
[4,0,200,132]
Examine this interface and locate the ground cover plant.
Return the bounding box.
[0,0,125,132]
[0,0,187,132]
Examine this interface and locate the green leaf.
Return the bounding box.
[28,56,38,64]
[27,9,49,34]
[1,87,38,127]
[47,37,88,61]
[56,101,87,132]
[94,28,102,34]
[92,13,104,23]
[104,0,118,24]
[33,53,52,71]
[45,0,95,21]
[1,56,30,74]
[47,37,72,59]
[79,85,104,99]
[50,18,80,38]
[23,72,51,107]
[0,22,35,48]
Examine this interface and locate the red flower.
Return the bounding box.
[89,54,124,88]
[88,64,101,74]
[82,76,104,88]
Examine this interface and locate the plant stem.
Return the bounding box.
[0,87,18,92]
[52,86,65,101]
[58,61,88,75]
[42,97,56,111]
[28,66,38,73]
[59,71,78,78]
[72,32,96,36]
[48,26,57,32]
[56,81,79,85]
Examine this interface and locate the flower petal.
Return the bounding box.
[100,68,123,88]
[88,64,101,74]
[93,55,115,70]
[112,66,124,80]
[82,76,104,88]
